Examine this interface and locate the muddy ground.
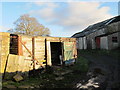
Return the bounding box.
[2,50,120,90]
[76,49,120,90]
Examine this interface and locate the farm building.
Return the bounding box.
[72,15,120,50]
[0,32,77,79]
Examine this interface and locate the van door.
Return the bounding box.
[63,42,74,61]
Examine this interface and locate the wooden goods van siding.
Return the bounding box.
[0,33,77,79]
[10,34,77,67]
[0,32,10,74]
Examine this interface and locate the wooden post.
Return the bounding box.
[45,38,47,69]
[62,41,64,65]
[59,38,64,65]
[32,37,35,71]
[18,36,23,55]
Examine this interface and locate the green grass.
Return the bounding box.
[72,56,89,72]
[78,49,120,59]
[2,55,89,88]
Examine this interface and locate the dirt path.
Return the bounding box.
[78,50,120,90]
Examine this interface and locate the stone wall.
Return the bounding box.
[107,32,119,50]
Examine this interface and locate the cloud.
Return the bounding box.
[0,26,10,32]
[34,2,58,8]
[1,0,119,2]
[30,2,58,22]
[30,2,113,32]
[57,2,113,30]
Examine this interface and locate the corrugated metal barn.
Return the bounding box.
[0,32,77,78]
[72,15,120,50]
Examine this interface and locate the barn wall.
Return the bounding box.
[100,36,108,50]
[86,34,91,49]
[77,37,87,49]
[76,38,79,49]
[83,37,87,49]
[93,22,120,50]
[107,32,119,50]
[74,19,120,50]
[85,28,106,49]
[92,38,96,49]
[78,38,83,49]
[85,23,119,50]
[86,33,93,49]
[106,21,120,33]
[118,32,120,47]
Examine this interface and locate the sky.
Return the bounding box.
[0,0,119,37]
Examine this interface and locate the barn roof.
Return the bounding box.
[72,15,120,38]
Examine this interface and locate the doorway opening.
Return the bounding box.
[10,34,18,55]
[95,37,100,49]
[50,42,63,65]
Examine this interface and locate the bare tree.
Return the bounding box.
[8,14,50,36]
